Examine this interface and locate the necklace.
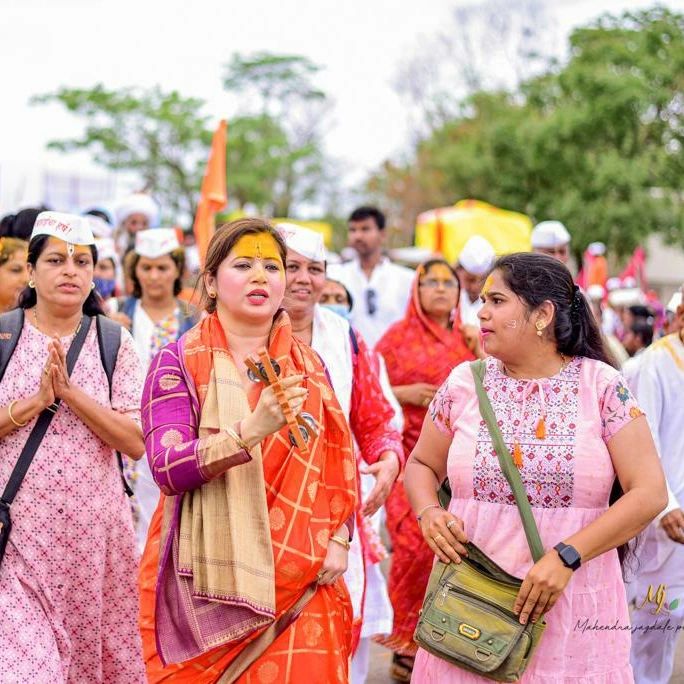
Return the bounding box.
[33,308,82,338]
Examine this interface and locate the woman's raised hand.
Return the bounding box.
[418,507,469,565]
[240,375,308,447]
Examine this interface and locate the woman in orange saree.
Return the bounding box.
[138,219,357,683]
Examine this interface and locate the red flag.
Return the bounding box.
[193,120,227,266]
[619,247,647,290]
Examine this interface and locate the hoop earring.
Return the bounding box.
[28,280,35,289]
[90,282,96,290]
[535,321,545,337]
[208,291,217,299]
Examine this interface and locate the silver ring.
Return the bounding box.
[446,520,458,530]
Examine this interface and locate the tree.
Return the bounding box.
[223,53,331,217]
[31,84,212,221]
[367,6,684,257]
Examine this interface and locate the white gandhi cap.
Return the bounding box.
[134,228,180,259]
[31,211,95,246]
[531,221,570,249]
[458,235,495,276]
[276,223,326,262]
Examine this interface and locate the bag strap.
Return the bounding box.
[217,583,317,683]
[469,360,545,562]
[0,309,25,385]
[95,315,133,498]
[1,316,92,506]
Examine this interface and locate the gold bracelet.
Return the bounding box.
[7,400,28,428]
[226,426,250,453]
[330,535,351,551]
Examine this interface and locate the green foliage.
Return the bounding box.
[31,84,212,220]
[223,52,330,217]
[368,6,684,257]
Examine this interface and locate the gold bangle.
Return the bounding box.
[226,426,250,453]
[330,535,351,551]
[7,400,28,428]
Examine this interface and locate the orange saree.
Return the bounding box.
[139,311,357,683]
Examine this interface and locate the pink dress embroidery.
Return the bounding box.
[0,318,145,683]
[414,356,642,683]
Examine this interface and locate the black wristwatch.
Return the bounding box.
[554,542,581,571]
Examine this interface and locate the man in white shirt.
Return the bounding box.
[327,206,414,348]
[628,285,684,684]
[455,235,496,326]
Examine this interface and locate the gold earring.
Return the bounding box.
[209,291,217,299]
[536,321,545,337]
[28,280,35,288]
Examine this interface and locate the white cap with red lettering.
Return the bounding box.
[30,211,96,246]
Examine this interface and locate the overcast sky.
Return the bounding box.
[2,0,683,214]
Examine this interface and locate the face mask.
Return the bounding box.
[323,303,351,321]
[94,277,116,299]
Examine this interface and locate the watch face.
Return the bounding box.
[559,545,581,568]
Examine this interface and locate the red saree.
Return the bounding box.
[375,274,474,655]
[139,311,357,682]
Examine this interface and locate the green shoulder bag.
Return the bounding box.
[414,359,547,682]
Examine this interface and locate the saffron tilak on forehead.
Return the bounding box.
[233,234,283,268]
[481,274,495,297]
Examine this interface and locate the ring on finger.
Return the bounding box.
[433,533,444,543]
[446,520,458,530]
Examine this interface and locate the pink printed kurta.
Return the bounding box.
[413,356,642,683]
[0,318,145,683]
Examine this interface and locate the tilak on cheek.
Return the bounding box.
[233,235,284,278]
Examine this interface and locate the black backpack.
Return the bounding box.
[0,308,133,496]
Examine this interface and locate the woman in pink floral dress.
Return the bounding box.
[0,212,146,683]
[405,253,667,683]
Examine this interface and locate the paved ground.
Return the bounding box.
[365,619,684,682]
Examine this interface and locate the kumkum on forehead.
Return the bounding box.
[232,234,283,267]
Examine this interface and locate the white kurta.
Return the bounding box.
[327,258,414,349]
[459,289,483,326]
[628,333,684,684]
[310,306,395,682]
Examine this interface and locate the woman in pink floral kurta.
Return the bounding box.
[405,253,667,683]
[0,214,145,683]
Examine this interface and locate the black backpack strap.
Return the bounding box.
[0,309,25,385]
[2,315,92,507]
[95,315,133,498]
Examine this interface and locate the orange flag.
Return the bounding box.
[193,119,227,265]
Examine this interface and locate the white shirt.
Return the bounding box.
[327,257,414,348]
[635,333,684,519]
[459,290,483,326]
[621,347,646,392]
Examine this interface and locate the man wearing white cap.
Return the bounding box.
[113,192,160,256]
[118,227,198,551]
[455,235,496,326]
[628,283,684,684]
[327,207,414,348]
[531,220,571,264]
[278,222,404,684]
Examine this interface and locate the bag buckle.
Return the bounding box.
[458,623,481,640]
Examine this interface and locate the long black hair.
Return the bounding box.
[18,235,105,317]
[493,253,634,570]
[493,252,616,367]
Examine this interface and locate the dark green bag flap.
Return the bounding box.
[418,585,525,672]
